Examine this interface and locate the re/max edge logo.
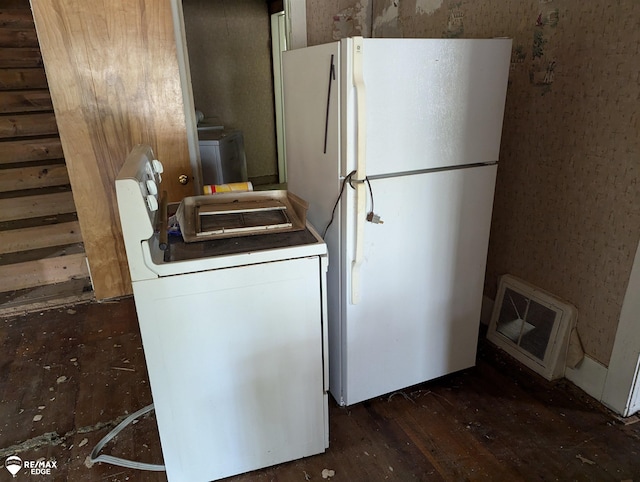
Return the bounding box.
[4,455,58,477]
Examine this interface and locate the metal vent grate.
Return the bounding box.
[487,275,577,380]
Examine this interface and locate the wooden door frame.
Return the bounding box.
[271,11,287,184]
[171,0,201,191]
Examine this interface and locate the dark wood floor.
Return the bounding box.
[1,297,640,481]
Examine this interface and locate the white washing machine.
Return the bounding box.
[198,127,248,185]
[115,145,329,482]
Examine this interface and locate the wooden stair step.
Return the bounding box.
[0,113,58,138]
[0,137,63,163]
[0,68,48,89]
[0,47,42,68]
[0,221,81,255]
[0,212,78,231]
[0,190,76,222]
[0,27,39,48]
[0,163,69,192]
[0,90,52,114]
[0,8,35,29]
[0,251,89,293]
[0,241,84,266]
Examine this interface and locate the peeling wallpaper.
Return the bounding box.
[415,0,443,16]
[308,0,372,44]
[306,0,640,366]
[372,1,400,37]
[333,0,371,39]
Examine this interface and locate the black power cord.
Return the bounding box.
[322,170,356,238]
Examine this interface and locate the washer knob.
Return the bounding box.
[146,179,158,196]
[152,159,164,174]
[146,195,159,212]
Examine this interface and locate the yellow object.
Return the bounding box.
[203,182,253,194]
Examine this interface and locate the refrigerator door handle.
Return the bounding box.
[351,37,366,304]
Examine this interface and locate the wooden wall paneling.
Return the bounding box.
[0,191,76,223]
[0,164,69,192]
[31,0,195,299]
[0,221,82,255]
[0,252,89,293]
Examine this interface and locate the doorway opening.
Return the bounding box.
[181,0,306,188]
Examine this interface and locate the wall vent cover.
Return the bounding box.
[487,274,577,380]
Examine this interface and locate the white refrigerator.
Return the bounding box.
[283,37,512,407]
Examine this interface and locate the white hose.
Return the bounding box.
[89,403,165,472]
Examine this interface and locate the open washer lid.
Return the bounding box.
[176,190,308,242]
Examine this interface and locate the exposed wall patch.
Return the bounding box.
[333,0,370,40]
[443,3,464,38]
[415,0,443,16]
[530,2,560,93]
[372,1,400,37]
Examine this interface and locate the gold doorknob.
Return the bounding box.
[178,174,189,185]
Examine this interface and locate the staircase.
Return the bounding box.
[0,1,92,312]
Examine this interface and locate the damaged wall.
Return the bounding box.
[305,0,640,367]
[307,0,371,45]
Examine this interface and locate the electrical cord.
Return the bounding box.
[365,177,374,214]
[363,176,383,224]
[322,170,382,238]
[322,170,356,238]
[89,403,165,472]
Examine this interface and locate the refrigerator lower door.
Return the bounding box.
[336,164,497,406]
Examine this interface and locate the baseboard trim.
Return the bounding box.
[565,355,608,402]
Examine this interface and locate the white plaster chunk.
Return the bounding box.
[321,468,335,479]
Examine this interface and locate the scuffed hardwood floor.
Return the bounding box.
[1,297,639,481]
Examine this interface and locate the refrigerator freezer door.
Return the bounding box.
[337,164,497,405]
[283,41,347,397]
[345,38,511,177]
[283,41,341,232]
